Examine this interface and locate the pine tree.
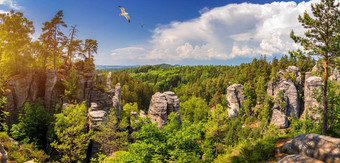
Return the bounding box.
[50,103,92,162]
[40,10,67,70]
[290,0,340,134]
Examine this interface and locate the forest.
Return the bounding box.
[0,0,340,162]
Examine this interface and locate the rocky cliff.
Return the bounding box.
[303,76,322,120]
[148,91,182,127]
[268,66,301,128]
[226,84,244,118]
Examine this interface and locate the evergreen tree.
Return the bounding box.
[40,10,67,70]
[290,0,340,134]
[84,39,98,58]
[93,108,129,156]
[50,103,92,162]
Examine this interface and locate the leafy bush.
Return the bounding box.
[10,100,51,146]
[0,132,49,162]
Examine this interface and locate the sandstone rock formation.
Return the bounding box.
[268,66,301,128]
[303,76,322,120]
[226,84,244,117]
[330,68,340,82]
[0,143,7,163]
[148,91,182,127]
[112,83,121,113]
[4,73,43,123]
[44,70,58,112]
[283,133,340,163]
[278,155,324,163]
[270,108,288,129]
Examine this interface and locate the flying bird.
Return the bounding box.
[118,6,130,23]
[139,22,146,27]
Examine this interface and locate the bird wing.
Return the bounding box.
[118,6,126,13]
[125,15,130,23]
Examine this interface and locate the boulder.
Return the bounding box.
[148,91,182,127]
[270,107,288,129]
[303,76,322,120]
[0,143,7,163]
[283,133,340,163]
[278,155,324,163]
[226,84,244,117]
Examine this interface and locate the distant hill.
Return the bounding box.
[95,65,140,70]
[96,64,180,71]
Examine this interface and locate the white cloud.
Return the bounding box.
[0,0,19,10]
[109,0,319,65]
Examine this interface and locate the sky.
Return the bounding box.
[0,0,318,66]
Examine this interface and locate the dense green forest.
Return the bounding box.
[0,0,340,162]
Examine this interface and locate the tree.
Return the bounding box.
[93,108,129,156]
[290,0,340,134]
[10,101,51,147]
[50,103,92,162]
[84,39,98,58]
[40,10,67,70]
[65,25,83,65]
[0,10,34,79]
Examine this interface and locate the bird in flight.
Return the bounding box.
[118,6,130,23]
[139,22,146,27]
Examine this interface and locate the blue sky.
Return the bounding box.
[0,0,316,66]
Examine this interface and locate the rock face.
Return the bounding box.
[112,83,121,113]
[268,66,301,128]
[4,73,43,123]
[270,108,288,129]
[330,68,340,82]
[278,155,324,163]
[226,84,244,117]
[0,143,7,163]
[283,133,340,163]
[148,91,182,127]
[44,70,58,112]
[303,76,322,120]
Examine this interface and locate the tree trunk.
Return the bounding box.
[322,57,328,135]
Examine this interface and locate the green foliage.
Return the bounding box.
[10,100,50,146]
[0,10,35,80]
[180,96,209,123]
[94,108,129,156]
[238,138,276,162]
[62,68,79,102]
[327,81,340,136]
[0,132,49,162]
[50,102,92,162]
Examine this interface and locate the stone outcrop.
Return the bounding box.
[270,108,288,129]
[330,68,340,82]
[268,66,301,128]
[226,84,244,117]
[283,133,340,163]
[148,91,182,127]
[303,76,322,120]
[112,83,121,113]
[4,73,43,123]
[44,70,58,112]
[0,143,7,163]
[278,155,324,163]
